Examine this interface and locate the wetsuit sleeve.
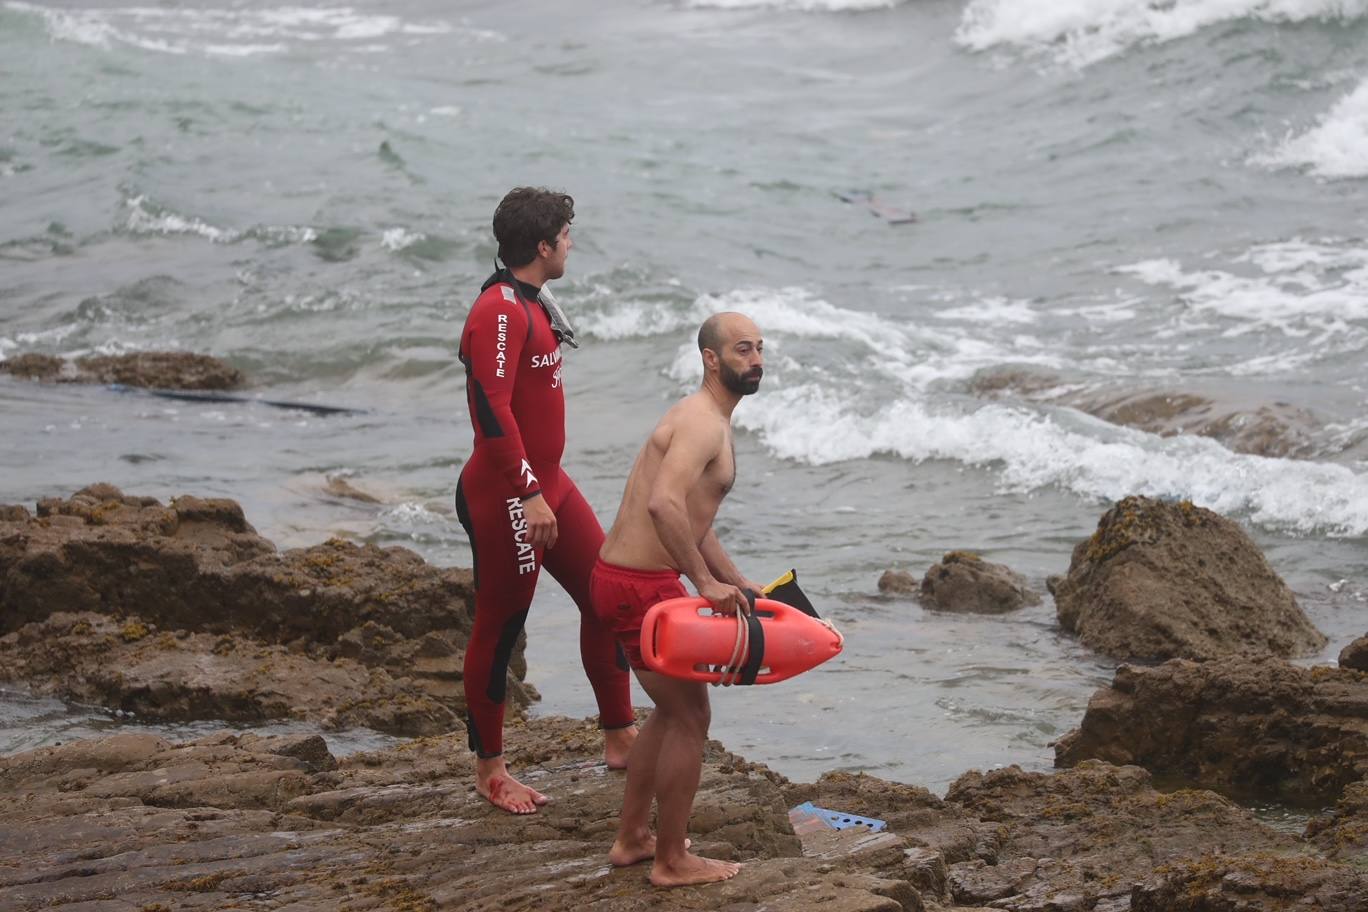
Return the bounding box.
[464,289,542,499]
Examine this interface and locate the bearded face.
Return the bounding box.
[719,359,762,395]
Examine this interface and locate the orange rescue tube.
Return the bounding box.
[640,596,843,685]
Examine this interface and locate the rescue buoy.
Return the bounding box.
[640,596,843,685]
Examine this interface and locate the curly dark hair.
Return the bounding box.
[492,187,575,268]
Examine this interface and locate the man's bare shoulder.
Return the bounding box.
[649,393,726,451]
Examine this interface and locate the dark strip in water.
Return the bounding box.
[107,384,366,417]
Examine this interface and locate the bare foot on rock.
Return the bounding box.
[609,831,691,867]
[476,760,549,815]
[650,853,741,887]
[604,724,637,770]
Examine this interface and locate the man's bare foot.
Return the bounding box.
[650,853,741,887]
[609,831,656,867]
[476,758,549,815]
[604,725,638,770]
[609,831,691,867]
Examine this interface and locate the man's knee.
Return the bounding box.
[662,692,710,738]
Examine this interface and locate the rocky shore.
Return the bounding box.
[4,486,1368,911]
[0,351,243,390]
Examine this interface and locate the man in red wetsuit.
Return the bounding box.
[455,187,636,814]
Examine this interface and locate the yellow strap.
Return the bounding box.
[761,569,794,595]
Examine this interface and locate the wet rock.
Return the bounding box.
[920,551,1041,615]
[786,773,994,874]
[0,350,243,390]
[1306,779,1368,861]
[1055,657,1368,804]
[879,569,919,594]
[1052,496,1325,661]
[0,612,462,737]
[941,761,1303,912]
[0,353,68,382]
[1339,634,1368,671]
[0,718,925,912]
[968,368,1325,459]
[0,486,525,733]
[1130,851,1367,911]
[1,485,476,644]
[322,474,383,504]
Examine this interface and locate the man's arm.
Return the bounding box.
[699,530,764,598]
[646,419,747,614]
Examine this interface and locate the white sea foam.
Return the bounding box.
[934,297,1037,325]
[4,2,478,57]
[382,502,445,525]
[581,286,1062,389]
[1256,76,1368,179]
[738,381,1368,535]
[683,0,901,10]
[646,282,1368,535]
[380,227,426,252]
[1119,239,1368,335]
[122,195,317,246]
[13,324,82,347]
[124,195,237,242]
[956,0,1368,68]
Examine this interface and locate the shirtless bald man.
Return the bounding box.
[590,311,766,887]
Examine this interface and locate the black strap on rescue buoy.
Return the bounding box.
[738,589,765,686]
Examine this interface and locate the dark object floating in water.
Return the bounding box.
[835,190,918,225]
[108,384,365,417]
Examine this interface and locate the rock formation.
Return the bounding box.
[0,485,524,736]
[1051,496,1325,661]
[919,552,1041,614]
[1055,657,1368,805]
[0,351,243,389]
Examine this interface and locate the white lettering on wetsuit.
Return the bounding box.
[529,349,562,369]
[506,496,538,575]
[495,313,508,378]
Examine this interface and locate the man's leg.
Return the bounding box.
[457,477,547,815]
[612,669,740,887]
[542,476,637,768]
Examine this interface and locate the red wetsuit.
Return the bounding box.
[455,271,633,758]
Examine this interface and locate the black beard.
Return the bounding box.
[720,363,762,395]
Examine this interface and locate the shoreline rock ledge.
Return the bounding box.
[4,720,1368,911]
[1049,495,1326,662]
[0,484,532,736]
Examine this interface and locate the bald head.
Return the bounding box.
[697,312,759,356]
[697,312,764,396]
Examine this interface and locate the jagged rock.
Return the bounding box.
[1340,634,1368,671]
[323,475,383,504]
[1,485,476,644]
[0,350,243,389]
[879,569,919,594]
[1130,851,1367,911]
[0,612,464,736]
[920,552,1041,614]
[1055,657,1368,804]
[0,353,67,382]
[1306,779,1368,861]
[941,761,1303,911]
[0,486,525,733]
[968,368,1325,459]
[1052,496,1325,661]
[0,718,929,912]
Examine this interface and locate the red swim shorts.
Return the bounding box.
[590,557,688,671]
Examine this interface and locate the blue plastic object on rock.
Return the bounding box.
[788,801,887,833]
